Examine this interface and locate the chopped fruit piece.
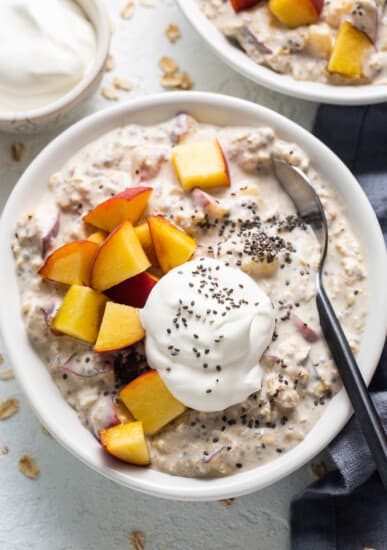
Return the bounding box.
[134,223,158,266]
[171,139,230,191]
[191,188,229,219]
[231,0,261,13]
[91,221,150,291]
[99,421,150,465]
[147,216,196,273]
[269,0,321,28]
[38,240,98,286]
[88,231,107,245]
[51,285,107,344]
[242,258,279,278]
[291,313,319,342]
[106,272,159,308]
[305,24,333,59]
[328,21,372,79]
[94,302,145,353]
[83,187,152,232]
[120,371,186,434]
[114,401,135,424]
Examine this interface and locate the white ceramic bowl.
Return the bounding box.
[177,0,387,105]
[0,92,386,501]
[0,0,110,134]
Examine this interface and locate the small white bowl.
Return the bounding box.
[177,0,387,105]
[0,0,110,133]
[0,92,386,501]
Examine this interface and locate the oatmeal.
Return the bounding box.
[12,114,368,478]
[196,0,387,85]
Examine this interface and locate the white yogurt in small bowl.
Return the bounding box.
[0,0,110,133]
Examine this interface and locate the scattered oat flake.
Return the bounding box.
[0,369,14,381]
[19,455,40,479]
[129,530,145,549]
[0,398,19,420]
[161,74,183,89]
[165,23,181,43]
[102,86,120,101]
[139,0,154,6]
[1,445,9,455]
[105,53,115,72]
[311,461,328,479]
[113,76,133,91]
[121,1,135,19]
[219,498,235,506]
[11,143,25,162]
[179,72,194,90]
[159,56,178,75]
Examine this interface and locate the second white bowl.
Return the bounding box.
[177,0,387,105]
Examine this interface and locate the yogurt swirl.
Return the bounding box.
[141,258,275,412]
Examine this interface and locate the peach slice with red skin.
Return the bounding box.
[120,370,186,435]
[83,187,152,232]
[38,240,99,286]
[91,221,150,291]
[269,0,322,28]
[99,421,150,465]
[51,285,108,344]
[171,139,230,191]
[231,0,261,13]
[134,223,159,266]
[147,216,196,274]
[94,302,145,353]
[106,272,159,308]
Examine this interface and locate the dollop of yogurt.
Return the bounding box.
[0,0,97,112]
[141,258,275,412]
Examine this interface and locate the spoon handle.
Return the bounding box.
[316,282,387,491]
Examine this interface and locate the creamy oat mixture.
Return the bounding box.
[197,0,387,85]
[12,114,368,478]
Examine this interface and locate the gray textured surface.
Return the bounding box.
[0,1,319,548]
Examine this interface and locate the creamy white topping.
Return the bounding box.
[0,0,97,113]
[141,258,275,412]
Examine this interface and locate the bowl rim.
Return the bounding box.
[176,0,387,106]
[1,92,386,501]
[0,0,111,122]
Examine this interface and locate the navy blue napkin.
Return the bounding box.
[290,104,387,550]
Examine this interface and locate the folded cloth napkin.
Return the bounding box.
[290,104,387,550]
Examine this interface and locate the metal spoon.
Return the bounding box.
[273,158,387,490]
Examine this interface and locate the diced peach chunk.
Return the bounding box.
[134,223,158,266]
[172,139,230,191]
[38,240,98,286]
[106,272,158,308]
[147,216,196,274]
[83,187,152,232]
[94,302,145,353]
[328,21,372,79]
[231,0,261,13]
[91,221,150,291]
[99,421,150,465]
[51,285,108,344]
[88,231,107,245]
[269,0,321,28]
[120,371,186,435]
